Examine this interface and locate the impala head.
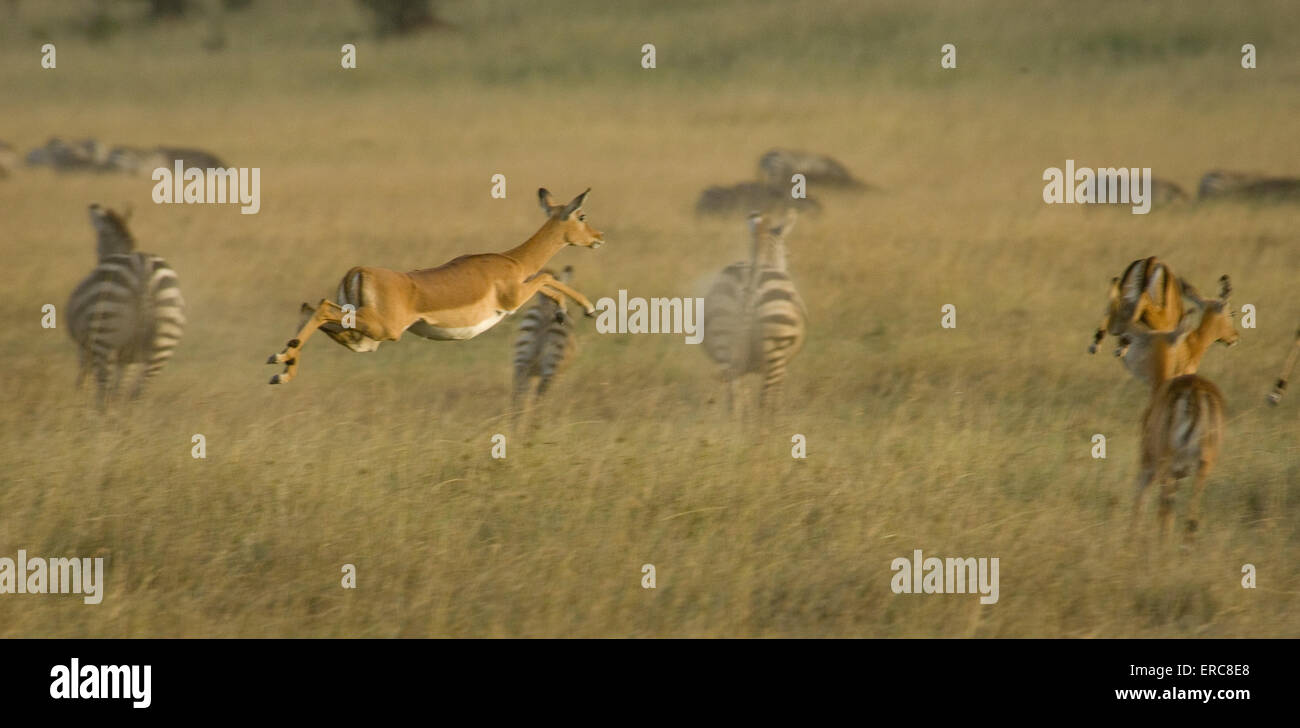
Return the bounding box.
[538,188,604,249]
[88,203,135,259]
[1201,275,1240,349]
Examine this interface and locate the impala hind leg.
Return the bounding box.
[1129,464,1155,543]
[1184,463,1211,545]
[299,302,380,353]
[267,299,389,384]
[1156,478,1178,545]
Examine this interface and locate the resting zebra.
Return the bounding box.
[757,148,868,190]
[1198,170,1300,202]
[512,266,579,412]
[703,211,808,414]
[67,205,185,405]
[696,181,822,218]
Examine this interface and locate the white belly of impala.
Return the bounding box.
[408,310,510,341]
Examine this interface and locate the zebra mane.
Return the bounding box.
[93,207,136,259]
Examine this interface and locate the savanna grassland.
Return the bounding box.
[1,0,1297,637]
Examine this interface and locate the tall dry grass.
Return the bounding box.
[0,0,1296,636]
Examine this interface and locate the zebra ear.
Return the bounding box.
[771,209,798,237]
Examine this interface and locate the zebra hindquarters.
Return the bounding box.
[703,263,755,415]
[755,282,807,415]
[68,263,141,406]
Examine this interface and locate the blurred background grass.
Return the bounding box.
[0,0,1297,636]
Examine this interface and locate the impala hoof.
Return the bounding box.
[269,374,281,385]
[1087,344,1097,354]
[266,354,277,364]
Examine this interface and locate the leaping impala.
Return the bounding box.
[1089,257,1199,356]
[267,188,604,384]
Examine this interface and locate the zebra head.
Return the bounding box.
[88,204,136,259]
[746,209,797,271]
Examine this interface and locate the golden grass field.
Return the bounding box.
[1,0,1297,636]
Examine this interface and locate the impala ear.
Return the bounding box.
[562,188,590,219]
[538,188,558,216]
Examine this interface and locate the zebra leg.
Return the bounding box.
[535,374,555,399]
[93,359,112,411]
[111,362,129,401]
[759,370,784,413]
[74,349,91,391]
[128,363,157,400]
[511,370,531,416]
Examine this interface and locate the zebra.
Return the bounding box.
[25,137,99,172]
[1198,170,1300,202]
[702,211,808,414]
[696,181,822,218]
[757,148,869,190]
[107,145,228,176]
[512,265,578,413]
[67,204,185,406]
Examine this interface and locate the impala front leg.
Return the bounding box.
[518,273,597,316]
[538,277,596,316]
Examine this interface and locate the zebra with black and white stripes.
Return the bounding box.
[702,210,807,414]
[67,204,185,405]
[512,265,578,412]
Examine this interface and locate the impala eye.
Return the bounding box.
[578,214,586,222]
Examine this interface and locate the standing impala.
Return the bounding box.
[268,188,603,384]
[1127,276,1238,544]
